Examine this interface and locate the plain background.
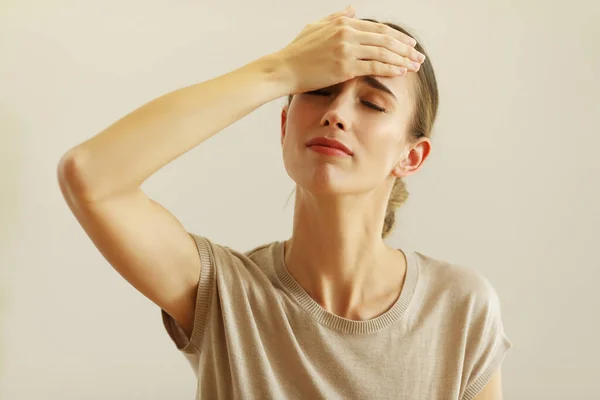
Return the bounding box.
[1,0,598,399]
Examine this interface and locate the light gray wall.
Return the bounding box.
[1,0,598,398]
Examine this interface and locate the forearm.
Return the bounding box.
[58,54,289,202]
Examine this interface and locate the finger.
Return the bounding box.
[355,30,426,64]
[346,18,418,49]
[356,60,407,78]
[356,45,420,72]
[322,5,355,22]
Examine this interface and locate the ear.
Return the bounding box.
[280,106,288,148]
[392,137,432,178]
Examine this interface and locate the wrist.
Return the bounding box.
[252,51,296,99]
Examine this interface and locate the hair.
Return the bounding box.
[286,19,439,238]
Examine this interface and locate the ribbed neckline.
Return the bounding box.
[273,241,418,335]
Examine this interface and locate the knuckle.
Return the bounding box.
[369,62,381,75]
[336,41,350,56]
[334,16,349,26]
[377,47,389,61]
[337,26,352,41]
[383,35,395,49]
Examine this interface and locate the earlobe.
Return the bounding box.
[392,157,409,178]
[393,138,432,178]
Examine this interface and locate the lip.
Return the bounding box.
[306,137,353,156]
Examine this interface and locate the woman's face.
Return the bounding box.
[281,74,428,196]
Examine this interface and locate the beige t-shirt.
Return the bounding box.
[161,234,512,399]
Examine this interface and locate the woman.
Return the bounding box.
[58,6,512,399]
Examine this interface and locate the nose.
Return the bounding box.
[320,100,350,131]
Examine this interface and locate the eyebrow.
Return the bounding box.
[361,76,397,100]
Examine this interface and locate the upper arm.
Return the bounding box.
[472,369,503,400]
[58,161,201,337]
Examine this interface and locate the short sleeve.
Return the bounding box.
[461,277,513,400]
[161,233,215,357]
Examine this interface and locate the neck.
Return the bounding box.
[284,185,405,319]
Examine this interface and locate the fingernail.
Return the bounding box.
[411,62,420,70]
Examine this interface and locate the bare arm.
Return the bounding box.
[472,370,503,400]
[60,57,287,205]
[57,56,288,337]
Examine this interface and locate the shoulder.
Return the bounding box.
[194,235,280,282]
[193,235,277,265]
[411,251,512,386]
[416,252,497,292]
[413,251,503,316]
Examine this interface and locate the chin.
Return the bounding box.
[292,165,358,196]
[283,148,360,195]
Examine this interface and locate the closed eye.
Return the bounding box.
[362,101,387,113]
[306,90,387,113]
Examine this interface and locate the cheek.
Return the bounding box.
[281,110,307,171]
[285,105,310,139]
[358,125,405,167]
[358,118,402,149]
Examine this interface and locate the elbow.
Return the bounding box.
[57,148,92,203]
